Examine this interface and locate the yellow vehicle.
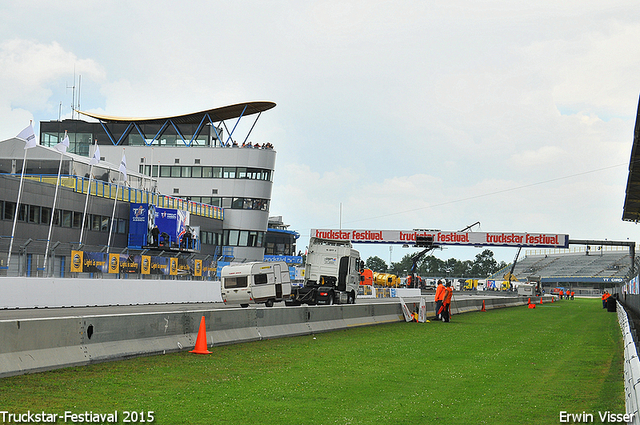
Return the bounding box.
[464,279,478,290]
[373,272,401,287]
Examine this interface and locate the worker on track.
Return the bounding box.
[434,280,445,320]
[441,282,453,322]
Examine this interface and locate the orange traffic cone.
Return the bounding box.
[189,316,212,355]
[527,297,531,305]
[528,303,536,309]
[481,300,486,312]
[540,298,543,304]
[552,297,555,303]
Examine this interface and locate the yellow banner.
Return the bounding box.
[141,255,151,275]
[194,259,202,277]
[70,250,83,273]
[170,257,178,275]
[108,253,119,274]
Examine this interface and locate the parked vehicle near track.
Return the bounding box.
[221,261,292,307]
[286,237,362,305]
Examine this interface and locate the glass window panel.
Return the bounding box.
[248,231,258,247]
[224,276,247,288]
[152,165,159,177]
[160,166,171,177]
[238,231,249,247]
[211,167,222,178]
[170,166,181,177]
[192,166,202,178]
[237,168,247,179]
[73,212,82,228]
[222,198,232,208]
[52,210,61,226]
[18,204,27,222]
[232,198,244,209]
[92,215,101,231]
[4,201,15,220]
[228,230,239,246]
[117,219,126,234]
[202,166,212,178]
[182,166,191,178]
[41,207,51,225]
[128,133,145,146]
[28,206,40,223]
[256,232,264,247]
[101,216,110,232]
[223,167,236,179]
[62,211,72,228]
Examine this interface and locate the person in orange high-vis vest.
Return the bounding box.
[434,280,445,320]
[559,289,564,299]
[602,291,610,309]
[441,282,453,322]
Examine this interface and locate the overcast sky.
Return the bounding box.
[2,1,640,266]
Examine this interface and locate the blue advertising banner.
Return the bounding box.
[129,204,191,249]
[129,203,151,248]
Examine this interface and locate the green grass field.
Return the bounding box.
[0,298,624,424]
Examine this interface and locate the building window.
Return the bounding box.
[28,205,40,223]
[3,201,15,220]
[73,212,83,228]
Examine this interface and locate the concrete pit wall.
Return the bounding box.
[0,295,548,378]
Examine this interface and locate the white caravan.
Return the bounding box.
[220,261,292,307]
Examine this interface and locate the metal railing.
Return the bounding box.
[617,300,640,424]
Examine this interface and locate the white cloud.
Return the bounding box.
[0,39,105,139]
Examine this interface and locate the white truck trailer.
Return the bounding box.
[220,261,292,307]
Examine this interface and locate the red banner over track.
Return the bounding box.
[310,229,569,248]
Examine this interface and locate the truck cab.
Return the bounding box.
[288,237,361,305]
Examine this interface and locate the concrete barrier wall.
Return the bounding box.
[0,295,543,378]
[0,277,223,308]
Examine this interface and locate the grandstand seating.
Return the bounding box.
[491,249,635,281]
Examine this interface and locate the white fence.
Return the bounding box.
[617,301,640,425]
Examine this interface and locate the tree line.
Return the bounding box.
[364,249,508,279]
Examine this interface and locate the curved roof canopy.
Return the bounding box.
[623,95,640,222]
[77,101,276,125]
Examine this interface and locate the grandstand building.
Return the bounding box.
[38,102,276,263]
[495,246,635,293]
[0,101,279,276]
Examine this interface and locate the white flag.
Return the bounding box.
[119,153,127,180]
[16,123,37,149]
[90,144,100,165]
[54,134,70,153]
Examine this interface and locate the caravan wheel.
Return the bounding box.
[265,299,274,307]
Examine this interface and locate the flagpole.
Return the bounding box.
[79,163,94,247]
[43,148,65,275]
[79,141,99,246]
[7,148,29,270]
[107,150,126,251]
[43,131,70,275]
[107,180,119,251]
